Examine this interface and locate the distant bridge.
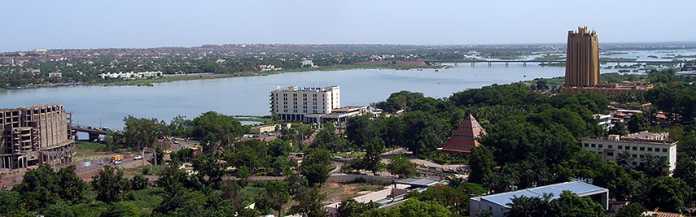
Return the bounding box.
[425,59,689,67]
[70,125,111,141]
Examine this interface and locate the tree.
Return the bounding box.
[469,146,495,184]
[636,155,669,177]
[366,199,452,217]
[609,122,627,135]
[287,172,309,196]
[192,111,243,152]
[0,190,28,216]
[627,114,647,133]
[192,154,225,187]
[56,165,87,203]
[130,175,149,190]
[508,194,554,217]
[614,203,646,217]
[508,192,606,217]
[168,115,194,137]
[637,176,692,212]
[376,91,425,112]
[362,139,385,173]
[337,199,378,217]
[674,155,696,189]
[92,166,129,203]
[301,148,332,186]
[43,202,77,217]
[552,191,607,217]
[410,184,484,217]
[100,202,142,217]
[289,187,326,217]
[346,115,372,147]
[312,123,347,151]
[123,116,163,150]
[15,164,60,210]
[387,155,416,178]
[380,116,404,147]
[258,182,290,217]
[401,111,448,156]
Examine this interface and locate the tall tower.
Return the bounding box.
[565,26,600,87]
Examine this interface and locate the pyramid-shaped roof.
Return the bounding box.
[441,114,486,154]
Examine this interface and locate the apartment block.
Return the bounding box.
[270,86,340,122]
[0,105,74,169]
[581,131,677,171]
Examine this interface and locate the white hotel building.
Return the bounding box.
[270,86,340,122]
[581,131,678,172]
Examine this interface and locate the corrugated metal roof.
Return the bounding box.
[394,178,440,187]
[476,181,608,208]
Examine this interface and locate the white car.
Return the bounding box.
[134,155,143,160]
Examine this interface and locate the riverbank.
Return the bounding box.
[0,63,445,90]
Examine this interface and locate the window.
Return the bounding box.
[607,152,614,156]
[647,147,653,152]
[608,145,613,149]
[662,148,668,152]
[591,144,596,148]
[639,147,645,151]
[584,143,589,147]
[632,147,637,151]
[598,144,603,148]
[618,145,623,150]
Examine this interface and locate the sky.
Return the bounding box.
[1,0,695,51]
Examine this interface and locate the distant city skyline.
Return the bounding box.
[2,0,695,52]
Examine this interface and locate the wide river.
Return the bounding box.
[0,63,570,128]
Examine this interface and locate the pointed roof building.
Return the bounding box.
[441,114,486,154]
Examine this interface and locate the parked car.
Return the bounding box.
[134,155,143,160]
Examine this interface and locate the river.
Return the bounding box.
[0,63,567,128]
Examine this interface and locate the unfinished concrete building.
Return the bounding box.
[0,105,74,169]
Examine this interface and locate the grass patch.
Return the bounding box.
[74,142,110,161]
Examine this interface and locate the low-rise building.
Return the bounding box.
[441,114,486,154]
[593,114,614,131]
[251,125,276,134]
[98,71,163,80]
[581,131,678,171]
[48,72,62,78]
[469,181,608,217]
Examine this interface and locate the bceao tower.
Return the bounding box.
[565,26,600,87]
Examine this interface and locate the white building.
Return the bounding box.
[593,114,614,131]
[98,71,163,80]
[270,86,340,122]
[301,59,316,68]
[581,131,678,171]
[470,181,608,217]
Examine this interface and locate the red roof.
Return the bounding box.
[441,114,486,154]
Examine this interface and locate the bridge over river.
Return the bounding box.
[70,125,110,141]
[425,59,689,67]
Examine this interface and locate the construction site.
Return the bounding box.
[0,104,74,169]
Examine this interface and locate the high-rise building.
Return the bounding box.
[0,105,74,169]
[270,86,340,122]
[565,26,600,87]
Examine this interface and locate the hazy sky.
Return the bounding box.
[2,0,695,51]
